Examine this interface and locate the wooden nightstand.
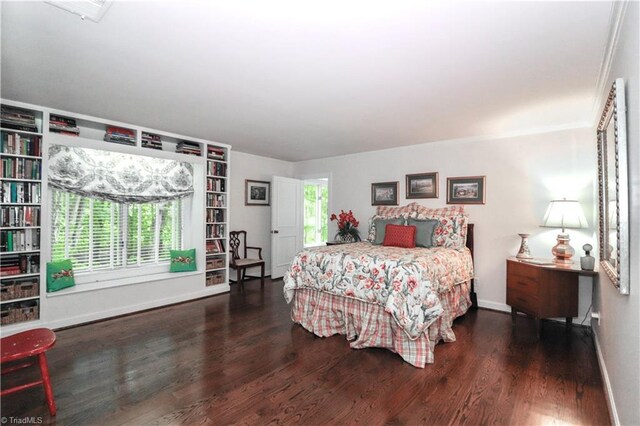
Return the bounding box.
[506,257,596,337]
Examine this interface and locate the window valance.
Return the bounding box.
[48,145,194,203]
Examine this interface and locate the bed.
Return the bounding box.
[283,205,476,368]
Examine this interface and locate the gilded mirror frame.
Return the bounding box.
[597,78,629,294]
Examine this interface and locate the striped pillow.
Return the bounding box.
[376,202,418,218]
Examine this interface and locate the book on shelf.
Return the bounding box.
[206,193,225,207]
[207,161,227,177]
[1,105,38,133]
[1,132,42,156]
[206,224,225,239]
[1,206,41,227]
[1,157,42,179]
[206,208,225,223]
[206,177,226,192]
[1,182,41,204]
[0,228,40,252]
[142,132,163,150]
[49,114,80,136]
[176,141,201,156]
[104,126,136,145]
[0,253,40,276]
[206,239,225,254]
[207,146,226,160]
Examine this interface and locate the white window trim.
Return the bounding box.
[46,270,203,298]
[303,178,329,248]
[45,139,205,290]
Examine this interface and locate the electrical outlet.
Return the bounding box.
[591,311,601,326]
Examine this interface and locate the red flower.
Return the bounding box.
[330,209,361,241]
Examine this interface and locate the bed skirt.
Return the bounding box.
[290,280,472,368]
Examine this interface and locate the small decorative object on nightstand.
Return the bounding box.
[541,198,588,264]
[516,233,533,259]
[581,244,595,271]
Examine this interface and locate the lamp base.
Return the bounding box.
[551,232,575,264]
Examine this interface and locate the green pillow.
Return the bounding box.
[408,218,439,248]
[170,249,197,272]
[46,259,76,293]
[374,217,405,245]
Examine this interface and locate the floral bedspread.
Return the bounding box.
[283,242,473,339]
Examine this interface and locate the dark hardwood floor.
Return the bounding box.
[2,279,610,425]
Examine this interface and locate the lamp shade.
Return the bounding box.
[541,199,588,230]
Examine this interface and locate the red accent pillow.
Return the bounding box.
[383,224,416,248]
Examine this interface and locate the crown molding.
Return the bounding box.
[591,0,629,125]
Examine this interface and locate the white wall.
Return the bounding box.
[591,3,640,425]
[229,151,294,276]
[293,127,597,318]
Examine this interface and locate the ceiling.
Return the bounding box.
[1,1,613,162]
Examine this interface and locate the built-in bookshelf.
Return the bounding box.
[0,99,232,331]
[205,145,229,286]
[1,103,43,325]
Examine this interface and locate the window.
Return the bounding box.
[303,179,328,247]
[51,189,183,276]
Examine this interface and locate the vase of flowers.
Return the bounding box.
[330,210,361,242]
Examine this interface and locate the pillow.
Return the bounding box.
[383,224,416,248]
[412,205,468,249]
[376,202,418,218]
[170,248,197,272]
[46,259,75,293]
[414,213,468,249]
[414,205,465,217]
[407,217,438,248]
[371,216,405,245]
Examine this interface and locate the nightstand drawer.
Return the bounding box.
[507,287,539,312]
[508,274,539,297]
[507,260,539,281]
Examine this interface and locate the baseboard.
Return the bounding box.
[0,286,229,336]
[477,299,511,313]
[593,328,620,425]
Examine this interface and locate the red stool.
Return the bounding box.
[1,328,57,416]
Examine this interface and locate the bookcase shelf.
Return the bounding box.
[205,145,229,286]
[1,103,43,325]
[1,98,232,330]
[0,128,42,137]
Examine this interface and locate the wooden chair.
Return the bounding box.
[229,230,265,290]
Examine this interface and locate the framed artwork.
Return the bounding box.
[447,176,486,204]
[245,179,270,206]
[371,181,399,206]
[406,172,438,199]
[597,78,629,294]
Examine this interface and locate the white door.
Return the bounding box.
[271,176,303,279]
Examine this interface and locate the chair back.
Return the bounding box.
[229,230,247,264]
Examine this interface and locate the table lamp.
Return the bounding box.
[541,198,588,264]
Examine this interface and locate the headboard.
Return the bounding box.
[465,223,478,309]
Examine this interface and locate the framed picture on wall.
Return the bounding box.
[406,172,438,199]
[447,176,486,204]
[371,181,399,206]
[245,179,270,206]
